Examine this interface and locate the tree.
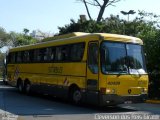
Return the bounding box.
[10,31,38,46]
[78,0,123,22]
[0,27,10,48]
[58,19,107,35]
[1,29,38,48]
[121,10,136,21]
[58,15,126,35]
[23,28,29,35]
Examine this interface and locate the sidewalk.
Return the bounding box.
[146,99,160,104]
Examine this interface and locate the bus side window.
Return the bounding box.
[8,53,11,63]
[34,49,38,62]
[40,49,46,62]
[50,48,55,61]
[17,52,22,63]
[33,49,44,62]
[55,47,62,61]
[43,47,55,62]
[88,43,98,74]
[29,50,34,62]
[48,47,55,61]
[23,51,30,63]
[9,52,16,64]
[34,49,43,62]
[55,45,69,62]
[70,43,85,61]
[41,48,47,62]
[61,45,69,61]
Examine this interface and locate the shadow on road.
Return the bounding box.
[0,81,137,116]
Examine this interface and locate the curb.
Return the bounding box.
[146,100,160,104]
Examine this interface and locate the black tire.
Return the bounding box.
[3,76,8,85]
[3,80,6,85]
[70,88,82,104]
[24,82,31,95]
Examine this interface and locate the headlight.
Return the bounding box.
[106,89,111,93]
[106,88,116,94]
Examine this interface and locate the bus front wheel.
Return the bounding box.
[70,88,82,104]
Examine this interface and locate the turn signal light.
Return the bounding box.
[100,88,116,94]
[100,87,106,94]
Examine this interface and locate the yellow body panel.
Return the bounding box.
[99,73,148,95]
[7,62,86,88]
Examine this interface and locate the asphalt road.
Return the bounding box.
[0,81,160,120]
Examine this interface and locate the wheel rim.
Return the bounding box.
[26,84,30,93]
[73,90,81,103]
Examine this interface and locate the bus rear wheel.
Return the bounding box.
[24,82,31,94]
[17,81,23,93]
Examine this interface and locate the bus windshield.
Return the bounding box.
[101,42,147,74]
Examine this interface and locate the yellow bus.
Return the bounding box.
[7,32,148,106]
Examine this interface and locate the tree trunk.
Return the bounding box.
[97,0,109,22]
[83,0,92,20]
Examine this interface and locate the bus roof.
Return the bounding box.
[9,32,143,52]
[99,33,142,44]
[42,32,89,41]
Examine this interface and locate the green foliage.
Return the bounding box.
[0,52,5,77]
[16,33,37,46]
[9,31,38,47]
[0,28,38,48]
[0,27,10,48]
[58,19,107,34]
[23,28,29,35]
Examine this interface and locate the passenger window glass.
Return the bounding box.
[29,50,34,62]
[34,49,44,62]
[70,43,85,61]
[45,47,55,61]
[44,48,48,61]
[55,47,62,61]
[9,53,16,63]
[61,46,69,61]
[17,52,22,63]
[23,51,30,62]
[39,49,45,62]
[55,46,69,61]
[50,47,55,61]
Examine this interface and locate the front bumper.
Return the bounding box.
[99,94,148,106]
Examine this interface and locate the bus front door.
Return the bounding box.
[86,42,99,104]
